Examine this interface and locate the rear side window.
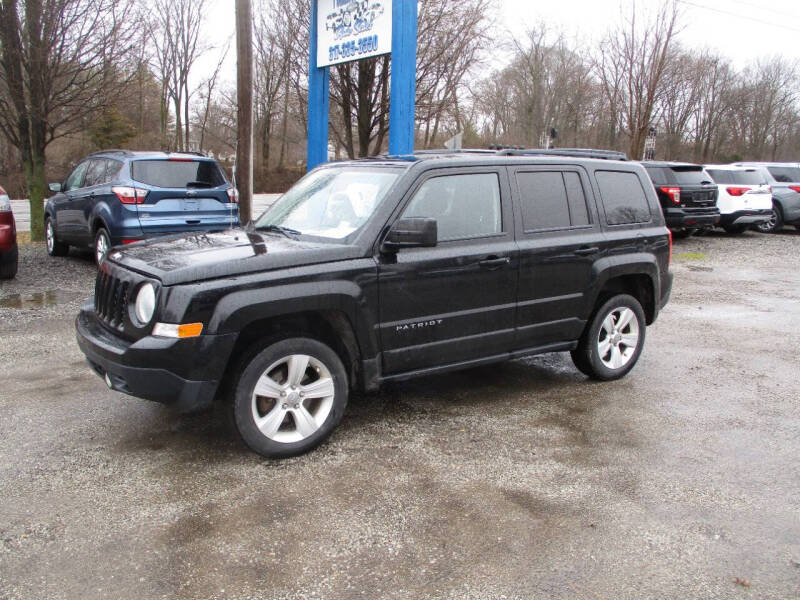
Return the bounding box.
[131,159,226,188]
[403,173,502,241]
[767,166,800,183]
[517,171,590,231]
[596,171,652,225]
[83,160,107,188]
[669,167,710,185]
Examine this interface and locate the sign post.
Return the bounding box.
[307,0,418,171]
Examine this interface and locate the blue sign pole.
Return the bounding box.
[307,0,330,171]
[388,0,418,156]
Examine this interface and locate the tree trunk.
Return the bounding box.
[236,0,254,220]
[24,148,46,242]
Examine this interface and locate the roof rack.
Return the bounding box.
[496,148,628,161]
[88,149,133,157]
[412,149,498,155]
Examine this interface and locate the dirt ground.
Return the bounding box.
[1,229,799,600]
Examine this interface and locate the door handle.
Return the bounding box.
[574,246,600,256]
[478,256,511,269]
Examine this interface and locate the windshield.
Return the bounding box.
[707,169,766,185]
[669,167,711,185]
[767,166,800,183]
[255,167,400,240]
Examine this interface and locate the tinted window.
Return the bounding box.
[64,162,89,191]
[106,159,123,182]
[83,160,107,188]
[707,169,765,185]
[403,173,502,241]
[767,166,800,183]
[644,167,667,184]
[517,171,590,231]
[596,171,651,225]
[131,159,226,188]
[669,167,711,185]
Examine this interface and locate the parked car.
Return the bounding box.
[44,151,240,263]
[703,165,773,234]
[0,186,18,279]
[76,149,673,458]
[641,161,720,237]
[733,162,800,233]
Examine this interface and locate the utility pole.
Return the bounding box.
[236,0,254,223]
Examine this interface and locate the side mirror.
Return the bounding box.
[382,217,437,252]
[48,182,62,193]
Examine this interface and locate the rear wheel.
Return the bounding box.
[755,202,783,233]
[0,246,17,279]
[45,217,69,257]
[231,337,348,458]
[94,227,110,264]
[571,294,646,381]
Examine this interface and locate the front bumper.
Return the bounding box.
[718,209,772,227]
[75,300,237,413]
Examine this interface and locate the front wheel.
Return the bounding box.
[231,337,349,458]
[45,217,69,256]
[755,203,783,233]
[94,227,110,264]
[571,294,646,381]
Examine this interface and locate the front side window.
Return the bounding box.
[255,167,400,241]
[596,171,652,225]
[403,173,502,241]
[64,162,89,191]
[517,171,590,232]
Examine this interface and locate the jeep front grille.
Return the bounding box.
[94,271,130,329]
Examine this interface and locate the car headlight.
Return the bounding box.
[134,283,156,325]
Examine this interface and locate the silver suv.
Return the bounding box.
[734,162,800,233]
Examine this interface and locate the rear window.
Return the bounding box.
[595,171,651,225]
[767,166,800,183]
[131,159,226,188]
[707,169,765,185]
[644,167,667,185]
[669,167,710,185]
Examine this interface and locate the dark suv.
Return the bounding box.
[641,161,719,236]
[75,149,673,458]
[45,151,240,262]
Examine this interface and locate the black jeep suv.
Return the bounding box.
[76,149,673,458]
[641,161,720,237]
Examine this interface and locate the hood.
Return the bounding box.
[107,229,363,286]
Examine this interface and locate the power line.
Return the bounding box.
[676,0,800,34]
[723,0,800,22]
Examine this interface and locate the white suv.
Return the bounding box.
[703,165,772,234]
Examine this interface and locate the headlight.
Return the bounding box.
[134,283,156,324]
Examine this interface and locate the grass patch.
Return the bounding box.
[675,251,707,260]
[16,231,32,245]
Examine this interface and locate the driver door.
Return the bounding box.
[377,168,518,375]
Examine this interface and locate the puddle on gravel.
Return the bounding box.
[0,291,81,309]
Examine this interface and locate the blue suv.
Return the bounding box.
[44,150,240,262]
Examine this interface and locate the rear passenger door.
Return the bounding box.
[511,166,604,349]
[377,168,518,375]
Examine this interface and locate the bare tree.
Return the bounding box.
[595,1,681,159]
[0,0,136,240]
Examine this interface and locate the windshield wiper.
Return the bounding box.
[257,224,301,238]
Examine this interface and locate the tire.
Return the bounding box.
[94,227,110,264]
[723,224,748,234]
[231,337,349,458]
[0,245,17,279]
[45,216,69,257]
[571,294,646,381]
[670,228,693,239]
[755,202,783,233]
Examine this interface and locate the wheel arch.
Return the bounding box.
[589,258,659,325]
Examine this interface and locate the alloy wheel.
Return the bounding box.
[596,307,640,370]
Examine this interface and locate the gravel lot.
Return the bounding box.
[1,229,799,599]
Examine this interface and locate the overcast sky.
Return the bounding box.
[196,0,800,89]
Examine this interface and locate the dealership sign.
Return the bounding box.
[316,0,393,68]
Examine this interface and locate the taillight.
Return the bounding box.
[726,187,749,196]
[660,186,681,204]
[112,186,148,205]
[227,187,239,203]
[0,186,6,195]
[789,185,800,193]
